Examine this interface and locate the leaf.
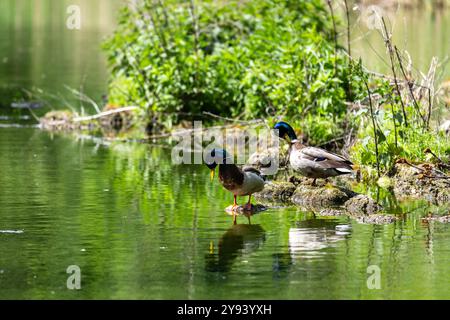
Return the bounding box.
[376,129,386,144]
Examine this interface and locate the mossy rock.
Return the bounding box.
[344,194,383,216]
[40,110,76,130]
[317,208,346,216]
[391,163,450,204]
[225,204,267,214]
[291,185,356,208]
[254,181,296,202]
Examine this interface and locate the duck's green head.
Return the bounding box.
[205,148,228,180]
[273,122,297,141]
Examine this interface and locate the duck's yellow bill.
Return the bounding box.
[210,169,215,181]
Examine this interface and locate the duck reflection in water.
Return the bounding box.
[206,221,265,273]
[288,219,352,259]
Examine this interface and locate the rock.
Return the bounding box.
[344,194,383,216]
[355,214,398,225]
[291,185,356,208]
[254,181,296,202]
[317,208,346,216]
[225,204,267,214]
[39,110,76,130]
[391,162,450,204]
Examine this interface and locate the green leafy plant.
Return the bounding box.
[103,0,354,143]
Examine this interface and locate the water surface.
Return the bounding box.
[0,0,123,110]
[0,127,449,299]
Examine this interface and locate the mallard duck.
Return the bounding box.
[205,149,265,215]
[273,122,353,185]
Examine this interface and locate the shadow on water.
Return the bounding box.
[205,222,266,273]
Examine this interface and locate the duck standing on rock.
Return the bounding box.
[205,149,265,220]
[273,122,353,186]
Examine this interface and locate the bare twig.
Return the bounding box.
[381,17,408,127]
[427,87,432,128]
[424,148,441,161]
[202,111,266,126]
[343,0,351,56]
[394,46,426,127]
[364,78,380,178]
[73,106,138,122]
[388,98,398,148]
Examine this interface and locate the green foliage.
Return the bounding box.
[300,113,345,146]
[103,0,354,141]
[351,73,450,174]
[353,116,450,170]
[104,0,449,172]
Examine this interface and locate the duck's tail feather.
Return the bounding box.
[335,167,353,174]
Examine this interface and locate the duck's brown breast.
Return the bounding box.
[218,164,244,192]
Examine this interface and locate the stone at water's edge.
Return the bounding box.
[254,181,296,202]
[344,194,383,216]
[291,185,356,208]
[39,110,77,130]
[254,181,397,224]
[317,208,346,216]
[224,204,267,214]
[391,163,450,204]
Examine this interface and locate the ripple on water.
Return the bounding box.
[0,230,24,234]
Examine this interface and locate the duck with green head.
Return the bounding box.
[273,122,353,185]
[205,148,265,218]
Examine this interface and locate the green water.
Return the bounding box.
[349,6,450,78]
[0,0,122,111]
[0,127,450,299]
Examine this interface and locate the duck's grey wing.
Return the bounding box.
[242,166,262,175]
[301,147,352,164]
[242,165,267,181]
[300,147,353,171]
